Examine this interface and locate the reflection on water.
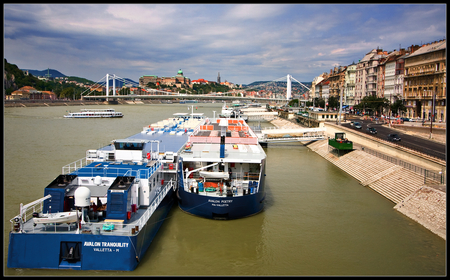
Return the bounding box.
[4,104,446,276]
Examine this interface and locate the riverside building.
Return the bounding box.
[139,69,192,89]
[308,39,446,123]
[403,40,446,122]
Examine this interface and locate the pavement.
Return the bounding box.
[270,117,446,144]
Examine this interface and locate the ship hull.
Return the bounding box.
[177,187,265,220]
[7,188,175,271]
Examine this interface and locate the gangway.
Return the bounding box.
[244,111,278,121]
[256,127,326,145]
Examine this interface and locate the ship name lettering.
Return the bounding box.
[84,241,129,248]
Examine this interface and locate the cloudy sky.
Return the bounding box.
[4,4,446,85]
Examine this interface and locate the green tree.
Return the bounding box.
[327,95,339,109]
[390,99,406,116]
[288,99,299,107]
[60,87,74,99]
[354,95,389,116]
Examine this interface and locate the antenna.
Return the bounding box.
[45,68,52,79]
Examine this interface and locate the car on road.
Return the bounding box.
[400,117,410,122]
[366,127,377,134]
[387,133,401,141]
[354,122,362,129]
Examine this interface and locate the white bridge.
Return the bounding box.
[255,127,326,144]
[80,73,311,103]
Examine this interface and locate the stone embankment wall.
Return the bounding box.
[307,140,446,239]
[4,99,163,107]
[394,186,446,239]
[269,117,446,240]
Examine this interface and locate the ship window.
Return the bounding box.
[114,142,144,150]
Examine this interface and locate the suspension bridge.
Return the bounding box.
[80,73,310,103]
[80,73,326,143]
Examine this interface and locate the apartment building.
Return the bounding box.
[355,49,387,104]
[327,66,347,101]
[310,74,326,101]
[383,49,407,103]
[403,40,446,122]
[394,54,406,102]
[344,62,356,106]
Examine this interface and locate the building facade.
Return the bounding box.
[403,40,446,122]
[328,66,347,101]
[308,40,445,122]
[355,49,387,104]
[139,69,192,88]
[344,63,356,106]
[310,73,326,101]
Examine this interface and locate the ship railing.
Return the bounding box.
[72,167,133,178]
[123,161,162,180]
[185,172,260,196]
[62,157,89,174]
[14,179,175,235]
[10,195,52,233]
[63,159,162,179]
[189,136,258,145]
[97,179,175,236]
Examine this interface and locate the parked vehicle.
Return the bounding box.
[399,117,410,122]
[387,133,401,141]
[366,127,377,134]
[354,122,362,129]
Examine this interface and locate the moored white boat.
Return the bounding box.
[64,108,123,118]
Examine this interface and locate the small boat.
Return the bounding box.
[64,108,123,118]
[33,211,79,224]
[198,171,230,179]
[220,102,248,120]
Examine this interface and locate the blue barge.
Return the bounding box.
[7,113,205,271]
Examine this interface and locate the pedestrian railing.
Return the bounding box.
[359,146,446,185]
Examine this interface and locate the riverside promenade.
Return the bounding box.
[269,117,446,240]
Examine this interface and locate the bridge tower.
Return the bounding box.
[105,74,116,102]
[286,74,292,100]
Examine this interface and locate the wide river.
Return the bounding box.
[4,103,446,276]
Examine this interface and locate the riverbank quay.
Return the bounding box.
[268,117,446,240]
[3,99,164,107]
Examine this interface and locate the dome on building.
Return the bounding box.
[177,69,183,75]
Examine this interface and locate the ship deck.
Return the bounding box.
[18,205,151,236]
[180,118,266,163]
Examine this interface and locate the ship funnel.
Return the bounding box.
[220,135,225,158]
[219,118,228,159]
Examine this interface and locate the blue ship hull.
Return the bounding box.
[177,188,265,220]
[7,188,175,271]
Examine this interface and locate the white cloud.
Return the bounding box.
[3,4,446,85]
[225,4,287,20]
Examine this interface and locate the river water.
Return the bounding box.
[3,103,446,276]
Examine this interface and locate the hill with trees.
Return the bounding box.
[4,59,95,99]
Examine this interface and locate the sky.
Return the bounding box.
[3,4,447,85]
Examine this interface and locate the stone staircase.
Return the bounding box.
[308,140,424,204]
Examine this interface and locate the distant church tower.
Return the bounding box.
[217,72,221,83]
